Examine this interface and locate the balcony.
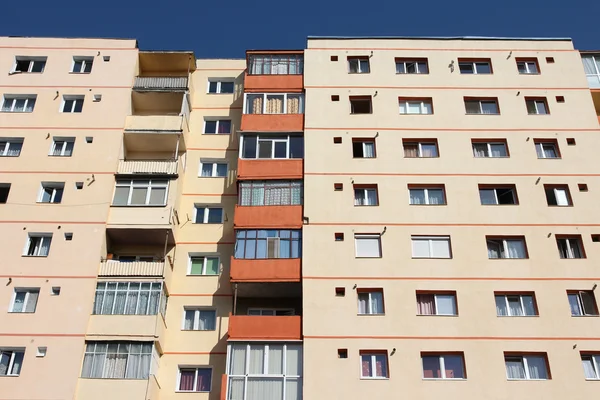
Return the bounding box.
[87,313,162,338]
[238,159,303,180]
[234,205,302,228]
[117,160,178,175]
[133,76,188,92]
[99,260,165,277]
[245,51,303,91]
[230,257,301,282]
[124,114,183,132]
[241,114,304,132]
[76,378,153,400]
[228,314,301,340]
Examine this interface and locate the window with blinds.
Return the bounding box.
[81,341,153,379]
[93,282,162,315]
[239,181,303,206]
[355,234,382,258]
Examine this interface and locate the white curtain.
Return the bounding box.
[410,189,425,205]
[582,56,598,74]
[473,143,487,157]
[229,377,245,400]
[428,190,443,205]
[247,378,283,400]
[230,345,247,375]
[490,144,506,157]
[507,296,523,316]
[554,189,569,206]
[285,378,302,400]
[495,296,508,316]
[363,142,375,158]
[39,237,51,256]
[487,241,501,258]
[366,189,377,205]
[286,345,302,376]
[7,143,22,156]
[370,292,383,314]
[184,310,194,330]
[505,359,526,379]
[358,294,367,314]
[522,296,535,315]
[104,353,127,378]
[526,356,548,379]
[249,345,265,374]
[24,291,38,312]
[506,240,526,258]
[268,345,283,374]
[582,358,598,379]
[568,294,581,315]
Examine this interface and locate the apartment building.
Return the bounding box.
[302,36,600,399]
[581,51,600,122]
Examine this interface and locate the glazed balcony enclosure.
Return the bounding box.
[241,93,304,132]
[244,51,304,92]
[237,134,303,180]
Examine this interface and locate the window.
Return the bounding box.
[416,292,457,316]
[204,119,231,134]
[395,58,428,74]
[1,95,36,112]
[241,134,303,159]
[207,79,234,94]
[10,288,39,313]
[534,139,560,159]
[23,234,52,257]
[81,341,153,379]
[465,98,499,114]
[357,289,384,315]
[194,206,223,223]
[411,236,451,259]
[248,54,303,75]
[178,367,212,392]
[13,56,46,73]
[495,293,537,316]
[403,140,439,158]
[183,309,216,331]
[239,181,302,206]
[526,97,549,115]
[235,230,301,259]
[0,184,10,203]
[61,95,84,113]
[505,354,549,380]
[582,54,600,87]
[544,184,571,206]
[581,354,600,380]
[72,56,93,73]
[422,354,465,379]
[568,291,598,316]
[360,351,388,379]
[188,255,219,276]
[0,349,24,376]
[354,185,378,206]
[245,93,304,114]
[348,57,370,73]
[355,234,382,258]
[557,236,585,259]
[112,179,168,206]
[487,237,527,259]
[516,58,540,74]
[472,140,508,158]
[479,185,518,205]
[350,96,372,114]
[399,97,433,115]
[0,138,23,156]
[38,182,64,204]
[50,137,74,156]
[199,161,228,177]
[458,59,492,74]
[93,282,162,315]
[352,139,376,158]
[227,343,302,400]
[408,185,446,205]
[247,308,295,316]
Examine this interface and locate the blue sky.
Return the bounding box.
[2,0,599,58]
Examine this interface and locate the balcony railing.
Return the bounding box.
[117,160,177,175]
[99,260,165,277]
[133,76,188,91]
[228,314,301,340]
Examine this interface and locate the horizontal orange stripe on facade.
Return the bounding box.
[162,351,227,355]
[0,275,97,279]
[0,171,114,175]
[0,127,123,130]
[304,335,600,341]
[305,172,600,177]
[305,85,589,91]
[307,222,600,227]
[303,276,600,281]
[0,220,105,224]
[168,293,233,297]
[0,333,85,337]
[308,47,578,52]
[186,148,239,151]
[0,85,131,89]
[305,127,600,132]
[182,193,238,196]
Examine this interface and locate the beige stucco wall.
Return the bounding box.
[303,38,600,400]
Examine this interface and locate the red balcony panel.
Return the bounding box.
[220,374,227,400]
[230,257,301,282]
[234,205,302,229]
[228,314,301,340]
[244,73,303,92]
[238,159,303,180]
[241,114,304,132]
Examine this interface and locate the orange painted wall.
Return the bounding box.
[220,374,227,400]
[241,114,304,132]
[230,257,301,282]
[228,314,302,340]
[244,73,304,92]
[233,205,302,228]
[238,159,303,180]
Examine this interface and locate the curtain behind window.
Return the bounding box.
[526,357,547,379]
[582,358,597,379]
[505,359,526,379]
[417,294,435,315]
[266,96,283,114]
[179,370,195,390]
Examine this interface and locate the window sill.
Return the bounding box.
[197,176,227,178]
[417,314,458,317]
[0,374,20,377]
[473,156,510,159]
[488,258,529,260]
[360,377,389,380]
[193,222,224,225]
[21,255,48,258]
[536,157,561,160]
[404,156,440,159]
[110,204,167,208]
[411,257,452,260]
[48,155,72,157]
[36,202,61,204]
[584,378,600,381]
[527,114,551,116]
[395,73,429,75]
[409,204,447,206]
[202,133,231,135]
[357,313,385,316]
[497,315,539,318]
[68,72,92,75]
[0,111,34,114]
[547,205,573,208]
[399,114,434,116]
[181,329,216,332]
[352,157,377,159]
[507,378,549,381]
[186,274,219,277]
[206,93,234,95]
[8,311,35,314]
[480,204,519,206]
[354,205,379,207]
[571,315,599,317]
[175,391,210,393]
[519,73,541,75]
[0,155,20,157]
[465,113,501,116]
[422,378,466,381]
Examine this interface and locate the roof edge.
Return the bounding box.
[307,36,572,42]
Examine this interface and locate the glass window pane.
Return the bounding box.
[481,102,498,114]
[490,144,507,157]
[148,188,166,205]
[190,258,204,275]
[495,296,508,316]
[431,239,450,258]
[289,136,304,159]
[479,189,497,205]
[258,141,273,158]
[410,189,426,205]
[242,136,257,158]
[412,239,430,258]
[207,208,223,223]
[130,187,148,205]
[220,82,234,93]
[443,356,464,378]
[274,142,287,158]
[205,121,217,134]
[422,356,442,378]
[216,164,228,177]
[205,258,219,275]
[436,295,456,315]
[522,295,536,316]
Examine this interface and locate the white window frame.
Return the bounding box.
[408,187,445,205]
[0,349,25,376]
[38,182,64,203]
[199,161,228,177]
[60,95,85,113]
[422,354,465,379]
[404,141,438,158]
[417,293,457,316]
[12,56,46,73]
[81,341,153,379]
[354,187,378,206]
[505,355,548,380]
[360,353,388,379]
[207,79,234,94]
[582,355,600,380]
[113,179,169,206]
[353,140,375,158]
[357,291,384,315]
[1,95,36,112]
[239,134,302,160]
[569,291,597,316]
[354,234,382,258]
[517,60,539,74]
[396,59,428,74]
[479,187,516,205]
[243,93,305,114]
[557,237,584,259]
[459,61,492,74]
[49,137,75,156]
[71,56,94,73]
[465,99,499,114]
[496,294,536,316]
[487,238,527,259]
[411,236,451,259]
[399,99,433,115]
[187,255,220,276]
[247,308,295,316]
[93,282,163,315]
[348,57,370,74]
[181,308,217,331]
[0,138,23,156]
[9,288,39,313]
[527,99,549,115]
[23,233,52,257]
[535,142,559,159]
[203,119,232,134]
[472,142,508,158]
[193,205,224,224]
[176,366,213,392]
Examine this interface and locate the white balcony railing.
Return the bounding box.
[134,76,188,91]
[99,261,165,277]
[117,160,177,175]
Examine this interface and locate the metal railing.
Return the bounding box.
[134,76,188,91]
[99,260,165,277]
[117,160,178,175]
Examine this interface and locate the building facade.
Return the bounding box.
[1,35,600,400]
